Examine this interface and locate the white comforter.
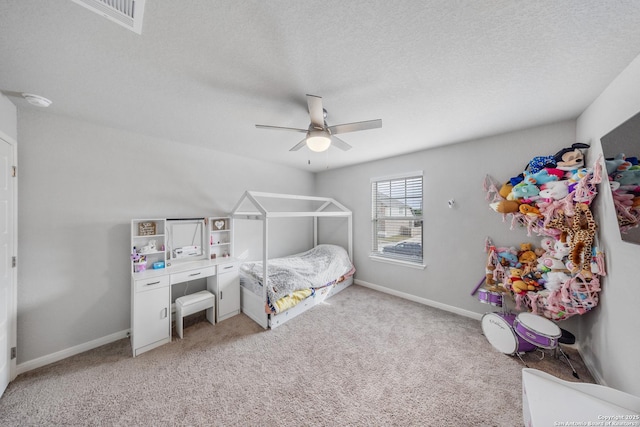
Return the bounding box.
[239,244,354,307]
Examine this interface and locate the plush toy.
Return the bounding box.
[536,236,563,270]
[567,167,592,182]
[509,182,540,200]
[485,246,497,286]
[551,239,571,260]
[554,143,590,171]
[523,169,560,185]
[614,169,640,186]
[519,204,542,217]
[498,181,514,199]
[508,267,531,294]
[486,264,496,286]
[518,249,538,266]
[497,248,521,268]
[547,204,597,273]
[518,243,538,274]
[537,240,566,267]
[539,180,569,200]
[509,174,525,187]
[522,270,543,290]
[519,242,533,252]
[490,199,521,214]
[545,168,566,179]
[537,254,565,271]
[528,155,556,174]
[605,153,632,175]
[544,270,571,292]
[540,236,555,253]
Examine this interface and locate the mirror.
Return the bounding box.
[166,218,206,262]
[600,111,640,244]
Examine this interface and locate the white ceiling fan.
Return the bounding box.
[255,94,382,152]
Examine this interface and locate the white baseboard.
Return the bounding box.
[354,279,483,321]
[16,329,130,375]
[577,350,606,386]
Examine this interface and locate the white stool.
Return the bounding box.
[175,290,215,339]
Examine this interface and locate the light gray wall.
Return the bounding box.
[16,109,315,364]
[0,94,17,141]
[576,53,640,396]
[316,120,576,315]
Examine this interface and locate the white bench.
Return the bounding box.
[175,290,215,339]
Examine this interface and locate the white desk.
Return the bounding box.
[130,258,240,357]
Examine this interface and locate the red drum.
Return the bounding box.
[477,289,503,307]
[514,312,561,350]
[481,312,536,355]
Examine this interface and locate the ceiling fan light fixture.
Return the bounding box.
[306,130,331,152]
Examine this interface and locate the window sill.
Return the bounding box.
[369,255,426,270]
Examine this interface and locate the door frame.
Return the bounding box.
[0,129,17,389]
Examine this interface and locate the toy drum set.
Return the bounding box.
[474,282,578,378]
[476,289,504,307]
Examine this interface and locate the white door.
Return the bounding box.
[0,137,16,397]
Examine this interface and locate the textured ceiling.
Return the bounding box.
[2,1,640,172]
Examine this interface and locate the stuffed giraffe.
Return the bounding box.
[546,203,597,273]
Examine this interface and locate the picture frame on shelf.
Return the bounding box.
[138,221,156,236]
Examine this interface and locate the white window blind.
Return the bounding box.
[371,172,423,265]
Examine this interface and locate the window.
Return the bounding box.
[371,172,423,266]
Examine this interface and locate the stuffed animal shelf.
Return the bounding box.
[481,143,606,321]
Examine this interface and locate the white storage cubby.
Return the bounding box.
[131,219,166,274]
[208,217,232,260]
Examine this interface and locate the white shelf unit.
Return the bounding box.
[208,217,232,260]
[131,219,166,273]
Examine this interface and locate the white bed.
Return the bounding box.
[231,191,353,329]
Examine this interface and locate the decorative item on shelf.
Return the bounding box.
[214,220,226,230]
[131,252,147,273]
[138,240,157,254]
[134,261,147,273]
[138,221,156,236]
[152,261,165,269]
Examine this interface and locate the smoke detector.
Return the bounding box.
[22,93,52,108]
[71,0,146,34]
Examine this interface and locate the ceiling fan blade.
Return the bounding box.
[331,136,352,151]
[289,138,308,151]
[329,119,382,135]
[306,94,325,128]
[255,124,308,133]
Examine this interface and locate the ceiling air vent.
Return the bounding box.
[71,0,146,34]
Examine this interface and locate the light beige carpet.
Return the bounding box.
[0,285,593,426]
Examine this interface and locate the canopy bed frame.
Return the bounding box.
[231,191,353,329]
